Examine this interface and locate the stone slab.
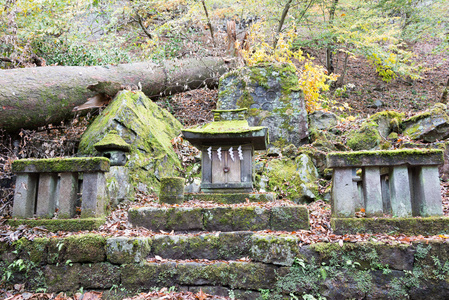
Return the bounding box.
[411,166,444,217]
[184,192,276,204]
[36,173,58,218]
[331,168,355,217]
[81,172,108,218]
[12,173,38,218]
[12,157,110,173]
[7,218,105,232]
[58,172,78,219]
[331,216,449,235]
[270,205,309,231]
[327,149,444,168]
[363,167,383,217]
[389,166,412,217]
[129,205,309,232]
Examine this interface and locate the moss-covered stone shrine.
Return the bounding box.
[10,157,109,228]
[327,149,448,234]
[182,108,268,193]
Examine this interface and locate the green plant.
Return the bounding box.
[259,289,271,300]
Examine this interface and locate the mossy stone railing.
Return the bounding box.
[327,149,444,218]
[12,157,110,219]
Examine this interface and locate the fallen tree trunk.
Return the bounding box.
[0,57,235,133]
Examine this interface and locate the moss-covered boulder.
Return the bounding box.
[217,63,308,147]
[403,105,449,142]
[78,90,183,192]
[369,111,404,137]
[346,122,383,151]
[262,154,319,203]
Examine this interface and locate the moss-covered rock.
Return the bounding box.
[346,122,382,150]
[263,154,319,203]
[403,106,449,142]
[250,234,301,266]
[270,205,310,231]
[166,207,203,231]
[106,237,151,264]
[217,63,308,147]
[78,90,183,192]
[78,262,120,289]
[369,111,404,137]
[63,234,106,263]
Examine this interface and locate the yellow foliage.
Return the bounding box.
[238,23,336,113]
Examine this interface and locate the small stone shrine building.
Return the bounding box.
[182,109,268,193]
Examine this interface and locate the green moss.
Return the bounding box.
[183,119,265,134]
[263,156,318,203]
[12,157,110,173]
[370,111,404,123]
[7,218,105,232]
[184,192,275,204]
[346,123,382,150]
[64,234,106,263]
[331,216,449,235]
[78,91,183,192]
[94,130,131,152]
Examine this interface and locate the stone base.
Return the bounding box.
[7,218,105,232]
[128,204,309,232]
[331,217,449,235]
[184,192,276,204]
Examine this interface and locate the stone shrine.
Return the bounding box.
[182,109,268,193]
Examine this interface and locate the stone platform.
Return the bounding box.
[184,192,276,204]
[128,204,309,232]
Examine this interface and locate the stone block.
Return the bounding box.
[228,262,277,290]
[12,157,110,173]
[270,205,309,231]
[327,149,444,168]
[159,177,185,204]
[331,168,354,217]
[81,172,108,218]
[106,237,152,264]
[217,231,253,260]
[63,234,106,263]
[411,166,443,217]
[166,207,203,231]
[78,262,120,289]
[120,262,177,290]
[203,207,234,231]
[187,234,221,260]
[12,174,38,218]
[152,235,190,259]
[106,166,134,207]
[250,234,300,266]
[128,207,168,231]
[232,207,270,231]
[389,166,412,217]
[44,264,81,293]
[58,172,78,219]
[177,262,229,286]
[363,167,383,217]
[36,173,58,218]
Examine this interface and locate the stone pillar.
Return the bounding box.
[159,177,185,204]
[362,167,383,217]
[36,173,58,218]
[352,169,363,210]
[381,174,391,215]
[411,166,443,217]
[331,168,354,217]
[389,166,412,217]
[58,172,78,219]
[12,174,38,218]
[81,172,108,218]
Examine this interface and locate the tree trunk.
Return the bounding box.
[0,57,235,133]
[326,0,339,74]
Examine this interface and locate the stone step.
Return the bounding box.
[107,232,301,266]
[128,204,309,232]
[184,192,276,204]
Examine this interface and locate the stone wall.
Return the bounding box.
[2,234,449,299]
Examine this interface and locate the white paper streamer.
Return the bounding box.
[217,147,222,161]
[229,147,234,161]
[238,146,243,160]
[207,146,212,160]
